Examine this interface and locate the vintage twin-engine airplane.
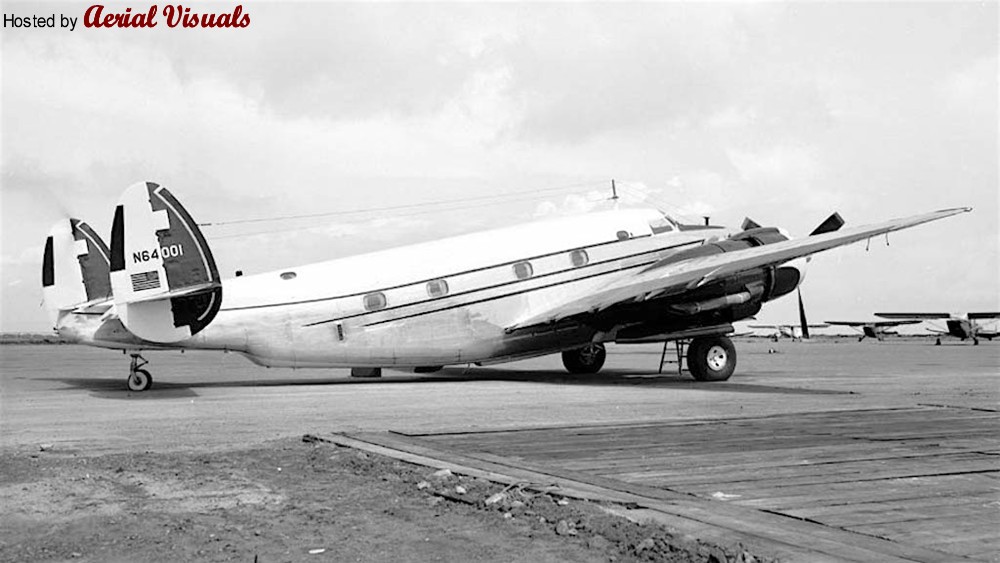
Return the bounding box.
[42,182,970,391]
[874,312,1000,345]
[824,319,922,341]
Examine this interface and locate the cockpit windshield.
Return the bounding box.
[648,213,679,234]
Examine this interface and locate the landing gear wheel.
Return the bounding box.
[127,353,153,392]
[127,369,152,392]
[687,336,736,382]
[562,343,606,374]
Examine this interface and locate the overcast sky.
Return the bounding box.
[2,1,997,333]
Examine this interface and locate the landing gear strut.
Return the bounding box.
[562,343,606,374]
[127,353,153,392]
[687,336,736,382]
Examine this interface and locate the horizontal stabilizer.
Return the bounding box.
[109,182,222,343]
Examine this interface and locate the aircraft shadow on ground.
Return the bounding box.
[46,367,848,400]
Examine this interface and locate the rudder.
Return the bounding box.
[109,182,222,343]
[42,219,113,324]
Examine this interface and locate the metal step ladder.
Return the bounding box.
[658,339,688,375]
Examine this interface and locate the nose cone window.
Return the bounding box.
[426,279,449,298]
[570,249,589,267]
[513,261,533,280]
[363,292,387,311]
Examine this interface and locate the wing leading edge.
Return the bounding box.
[507,207,970,331]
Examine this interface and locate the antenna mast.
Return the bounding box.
[611,179,618,201]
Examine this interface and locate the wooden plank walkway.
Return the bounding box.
[390,406,999,562]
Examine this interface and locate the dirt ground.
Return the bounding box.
[0,437,767,563]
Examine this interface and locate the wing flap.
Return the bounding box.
[507,207,970,331]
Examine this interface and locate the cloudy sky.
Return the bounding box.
[1,1,997,333]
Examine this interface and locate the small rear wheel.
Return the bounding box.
[687,336,736,382]
[127,368,152,392]
[562,343,606,374]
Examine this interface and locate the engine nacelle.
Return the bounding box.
[652,226,801,311]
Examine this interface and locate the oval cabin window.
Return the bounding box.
[280,271,297,280]
[513,261,533,280]
[363,292,387,311]
[616,230,631,241]
[570,249,589,267]
[426,279,449,298]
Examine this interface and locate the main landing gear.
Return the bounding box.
[686,336,737,382]
[562,343,607,374]
[127,353,153,392]
[562,336,738,381]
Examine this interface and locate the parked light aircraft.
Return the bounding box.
[748,322,829,341]
[874,312,1000,345]
[824,319,922,341]
[42,182,970,391]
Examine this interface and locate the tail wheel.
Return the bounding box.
[127,369,152,392]
[562,343,606,374]
[687,336,736,382]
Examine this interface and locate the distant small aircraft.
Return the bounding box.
[874,312,1000,345]
[748,323,829,341]
[824,319,922,341]
[42,181,969,391]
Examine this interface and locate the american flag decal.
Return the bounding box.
[131,271,161,292]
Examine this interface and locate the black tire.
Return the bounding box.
[562,343,606,374]
[687,336,736,382]
[127,368,153,392]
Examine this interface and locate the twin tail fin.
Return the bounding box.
[42,219,113,324]
[108,182,222,343]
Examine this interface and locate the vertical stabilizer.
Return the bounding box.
[109,182,222,343]
[42,219,112,324]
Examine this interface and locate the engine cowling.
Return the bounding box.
[590,226,802,333]
[650,226,802,313]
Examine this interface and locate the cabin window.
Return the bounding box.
[570,249,589,268]
[426,279,449,298]
[363,292,387,311]
[513,261,533,280]
[616,230,631,241]
[280,271,297,280]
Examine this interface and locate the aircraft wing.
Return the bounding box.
[507,207,969,331]
[876,313,952,319]
[826,320,922,327]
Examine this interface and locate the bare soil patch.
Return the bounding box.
[1,438,767,562]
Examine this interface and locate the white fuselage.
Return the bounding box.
[59,208,734,368]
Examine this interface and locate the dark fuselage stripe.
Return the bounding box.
[357,258,658,328]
